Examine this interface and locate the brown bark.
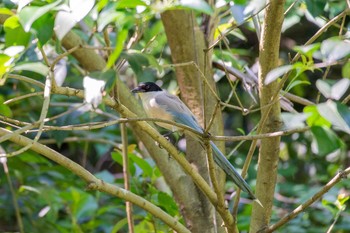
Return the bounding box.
[161,10,226,233]
[250,1,285,232]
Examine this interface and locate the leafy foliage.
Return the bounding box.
[0,0,349,232]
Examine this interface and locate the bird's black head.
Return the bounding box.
[131,82,163,93]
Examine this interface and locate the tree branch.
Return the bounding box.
[0,127,190,233]
[262,167,350,233]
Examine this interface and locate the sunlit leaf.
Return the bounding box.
[316,79,332,99]
[319,38,350,63]
[54,10,77,40]
[0,95,12,117]
[97,10,120,32]
[18,0,61,32]
[4,15,31,47]
[317,100,350,134]
[83,76,106,108]
[69,0,95,21]
[115,0,147,9]
[331,79,350,100]
[0,54,12,79]
[304,105,331,127]
[281,112,307,129]
[106,29,128,69]
[13,62,49,76]
[265,65,293,85]
[54,0,95,40]
[316,79,350,100]
[294,43,321,58]
[179,0,213,15]
[0,8,15,16]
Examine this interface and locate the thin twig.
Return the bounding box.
[39,136,122,149]
[0,127,190,233]
[205,140,224,207]
[0,154,24,233]
[1,73,52,157]
[8,74,45,88]
[262,167,350,233]
[121,123,134,233]
[4,91,44,105]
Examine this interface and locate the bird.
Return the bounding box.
[132,82,257,200]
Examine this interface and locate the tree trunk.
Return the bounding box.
[250,1,285,232]
[161,10,225,233]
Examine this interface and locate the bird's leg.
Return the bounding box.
[154,131,176,149]
[162,131,176,141]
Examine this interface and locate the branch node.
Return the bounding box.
[86,181,99,190]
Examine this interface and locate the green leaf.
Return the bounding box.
[336,102,350,129]
[0,8,14,16]
[4,15,31,47]
[97,10,120,32]
[342,61,350,78]
[111,218,129,233]
[111,151,136,176]
[310,126,342,156]
[115,0,147,9]
[0,95,13,117]
[65,188,98,220]
[18,150,51,164]
[286,80,310,91]
[106,29,128,69]
[294,43,321,58]
[128,153,153,178]
[18,0,61,32]
[317,100,350,134]
[122,51,156,75]
[0,54,12,79]
[157,192,179,216]
[179,0,213,15]
[31,13,55,45]
[305,0,326,17]
[304,105,331,127]
[13,62,49,77]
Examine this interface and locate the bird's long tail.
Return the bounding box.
[210,141,257,200]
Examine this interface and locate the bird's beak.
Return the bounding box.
[131,86,143,93]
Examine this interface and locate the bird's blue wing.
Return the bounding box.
[154,92,257,200]
[154,93,203,133]
[210,141,256,200]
